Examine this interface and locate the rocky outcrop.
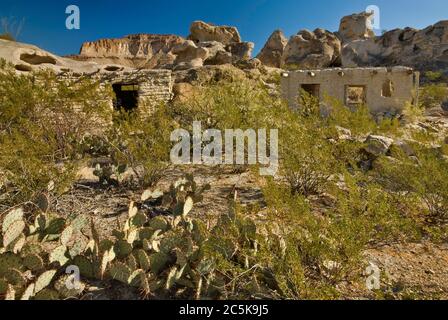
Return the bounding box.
[341,20,448,75]
[257,30,288,68]
[172,40,208,64]
[338,12,375,43]
[188,21,241,44]
[282,29,341,68]
[73,21,254,72]
[77,34,184,68]
[0,39,126,74]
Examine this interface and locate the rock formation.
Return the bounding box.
[72,21,254,71]
[341,20,448,74]
[256,11,448,74]
[282,28,341,68]
[338,12,375,43]
[188,21,241,44]
[76,34,184,69]
[3,12,448,76]
[256,30,288,68]
[0,38,126,74]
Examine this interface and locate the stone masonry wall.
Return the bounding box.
[281,67,420,115]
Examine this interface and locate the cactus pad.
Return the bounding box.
[49,245,69,266]
[23,254,44,272]
[2,208,24,234]
[109,262,131,284]
[3,220,26,248]
[34,270,57,294]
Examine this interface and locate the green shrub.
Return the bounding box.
[419,84,448,109]
[0,66,113,203]
[105,104,174,188]
[425,71,444,82]
[375,146,448,228]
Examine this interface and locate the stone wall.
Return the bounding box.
[60,69,173,114]
[281,67,419,115]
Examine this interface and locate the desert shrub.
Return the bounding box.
[0,65,113,203]
[104,104,174,188]
[375,145,448,228]
[334,174,421,243]
[425,71,444,82]
[419,84,448,109]
[171,79,280,131]
[259,180,370,298]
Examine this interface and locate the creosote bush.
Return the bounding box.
[104,104,174,188]
[0,64,113,203]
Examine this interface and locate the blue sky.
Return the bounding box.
[1,0,447,56]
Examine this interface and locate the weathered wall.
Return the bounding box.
[60,69,173,114]
[281,67,419,115]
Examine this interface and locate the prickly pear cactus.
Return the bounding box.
[0,207,88,300]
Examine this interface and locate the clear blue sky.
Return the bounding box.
[1,0,447,56]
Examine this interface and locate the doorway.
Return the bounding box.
[301,84,321,99]
[113,83,139,112]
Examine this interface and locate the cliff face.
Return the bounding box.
[75,34,185,69]
[257,12,448,76]
[72,22,255,71]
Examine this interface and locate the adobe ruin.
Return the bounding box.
[281,67,420,115]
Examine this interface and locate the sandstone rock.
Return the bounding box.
[335,126,352,140]
[233,58,261,70]
[0,39,112,74]
[338,12,375,43]
[198,41,226,58]
[257,30,288,68]
[189,21,241,45]
[342,20,448,75]
[365,135,394,157]
[172,40,208,64]
[227,42,254,61]
[173,58,204,71]
[282,28,341,68]
[76,34,185,68]
[205,50,233,65]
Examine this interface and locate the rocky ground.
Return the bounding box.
[66,109,448,300]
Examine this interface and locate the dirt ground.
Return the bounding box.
[57,161,448,300]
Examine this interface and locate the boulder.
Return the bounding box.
[335,126,352,141]
[365,135,394,157]
[338,12,375,43]
[198,41,226,58]
[189,21,241,45]
[205,50,233,65]
[257,30,288,68]
[172,40,208,64]
[233,58,261,70]
[173,58,204,71]
[282,28,341,68]
[227,42,254,61]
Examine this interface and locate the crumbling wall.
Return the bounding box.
[281,67,419,115]
[59,69,173,114]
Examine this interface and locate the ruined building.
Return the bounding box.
[281,67,420,115]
